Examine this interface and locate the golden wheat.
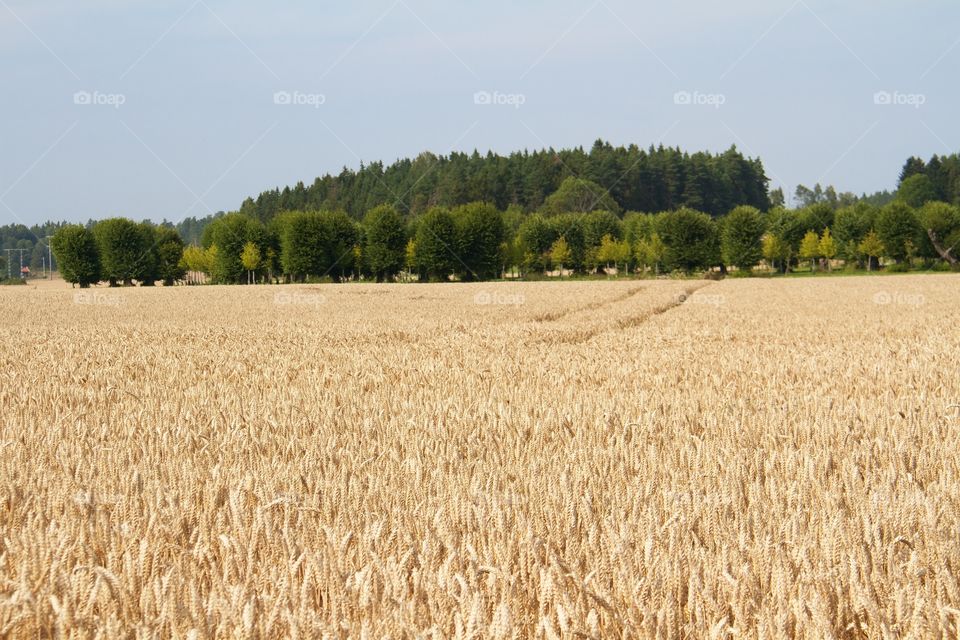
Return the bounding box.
[1,275,958,638]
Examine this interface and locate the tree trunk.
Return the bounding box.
[927,229,958,265]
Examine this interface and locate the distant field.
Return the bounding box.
[1,275,959,637]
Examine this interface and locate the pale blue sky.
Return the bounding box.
[1,0,956,224]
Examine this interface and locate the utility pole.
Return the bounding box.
[45,236,54,279]
[4,248,30,280]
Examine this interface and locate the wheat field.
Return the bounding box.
[1,274,959,638]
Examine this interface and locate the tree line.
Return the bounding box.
[49,173,960,287]
[49,219,185,288]
[236,140,772,221]
[898,153,960,207]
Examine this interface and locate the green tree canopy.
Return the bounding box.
[898,174,938,208]
[453,202,505,281]
[362,205,407,282]
[761,233,791,272]
[241,242,261,284]
[547,214,586,270]
[858,231,885,270]
[833,203,877,261]
[720,205,765,271]
[414,207,458,280]
[799,230,821,270]
[204,213,266,283]
[875,201,920,262]
[582,210,624,248]
[277,211,358,281]
[818,228,837,270]
[154,226,186,286]
[93,217,150,286]
[549,237,572,273]
[50,225,100,288]
[540,177,620,217]
[654,208,719,272]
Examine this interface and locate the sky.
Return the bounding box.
[0,0,956,225]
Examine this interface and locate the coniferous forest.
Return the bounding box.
[236,141,772,222]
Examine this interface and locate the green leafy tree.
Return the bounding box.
[623,212,654,246]
[593,235,632,274]
[596,234,618,269]
[769,187,786,208]
[612,239,632,274]
[241,241,261,284]
[547,214,586,271]
[50,225,100,288]
[93,217,150,286]
[584,245,601,273]
[453,202,505,281]
[635,232,666,275]
[362,205,406,281]
[549,236,572,276]
[597,233,617,267]
[277,211,358,282]
[540,177,620,216]
[653,208,719,273]
[204,213,266,283]
[500,237,525,278]
[875,201,920,263]
[858,231,885,271]
[720,205,765,272]
[797,204,835,235]
[180,245,211,284]
[278,211,325,281]
[833,203,877,263]
[517,214,556,273]
[155,226,186,286]
[761,233,790,273]
[324,212,361,281]
[135,222,160,286]
[799,231,821,271]
[818,228,837,271]
[898,174,938,208]
[404,240,417,276]
[582,210,623,248]
[917,201,960,265]
[764,207,806,266]
[415,207,458,281]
